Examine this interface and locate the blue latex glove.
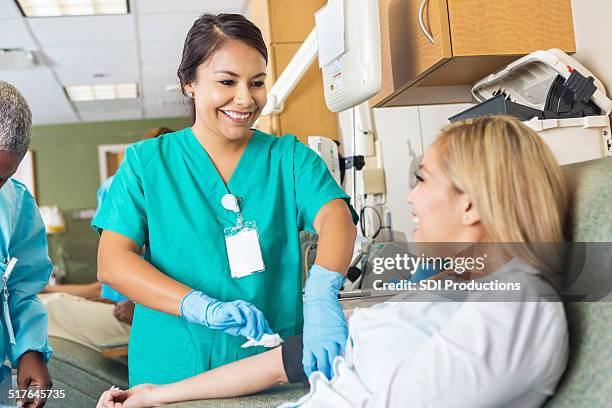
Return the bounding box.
[181,290,272,340]
[302,265,348,380]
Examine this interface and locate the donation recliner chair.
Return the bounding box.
[544,157,612,408]
[45,336,128,407]
[45,158,611,407]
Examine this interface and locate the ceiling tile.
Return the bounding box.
[0,1,23,19]
[2,0,249,124]
[0,18,36,48]
[55,65,139,86]
[141,64,180,97]
[140,40,183,67]
[78,109,143,122]
[28,15,135,46]
[75,98,140,113]
[29,101,79,125]
[75,99,142,121]
[1,67,78,124]
[1,66,61,96]
[135,0,246,14]
[137,13,206,41]
[141,64,186,119]
[44,43,137,68]
[144,99,189,120]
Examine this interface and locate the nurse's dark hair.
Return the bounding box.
[178,13,268,124]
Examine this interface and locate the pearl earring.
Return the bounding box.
[187,91,194,98]
[463,215,469,221]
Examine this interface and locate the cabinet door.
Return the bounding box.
[371,0,453,107]
[447,0,575,56]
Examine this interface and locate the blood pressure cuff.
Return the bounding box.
[281,335,309,386]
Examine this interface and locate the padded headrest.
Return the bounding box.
[563,158,612,242]
[562,158,612,301]
[547,157,612,407]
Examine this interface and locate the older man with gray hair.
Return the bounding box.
[0,81,32,188]
[0,80,53,408]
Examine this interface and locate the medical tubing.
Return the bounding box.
[359,205,383,239]
[351,107,358,219]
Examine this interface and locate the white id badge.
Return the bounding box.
[224,221,265,279]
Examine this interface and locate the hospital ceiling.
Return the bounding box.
[0,0,248,125]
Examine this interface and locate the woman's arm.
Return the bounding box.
[313,199,357,273]
[300,198,356,379]
[97,230,191,316]
[43,281,102,299]
[154,347,288,403]
[98,347,289,407]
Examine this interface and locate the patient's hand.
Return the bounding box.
[97,384,158,408]
[114,301,135,325]
[97,386,124,407]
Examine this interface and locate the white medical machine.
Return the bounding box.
[261,0,381,116]
[260,0,383,185]
[462,49,612,165]
[308,136,342,186]
[316,0,381,112]
[258,0,386,248]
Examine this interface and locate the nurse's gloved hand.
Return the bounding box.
[180,290,272,341]
[302,265,348,380]
[218,300,274,340]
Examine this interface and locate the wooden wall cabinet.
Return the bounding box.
[371,0,576,107]
[249,0,339,142]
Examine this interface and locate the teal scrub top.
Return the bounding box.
[92,127,357,386]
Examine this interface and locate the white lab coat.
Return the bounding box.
[280,258,568,408]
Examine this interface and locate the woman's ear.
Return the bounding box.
[460,194,481,226]
[184,83,194,96]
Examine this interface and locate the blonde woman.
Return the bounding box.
[98,115,569,408]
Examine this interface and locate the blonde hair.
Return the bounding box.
[435,116,567,276]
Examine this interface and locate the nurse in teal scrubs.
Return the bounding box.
[93,13,358,386]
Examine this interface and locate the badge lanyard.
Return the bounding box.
[221,194,265,279]
[1,258,18,345]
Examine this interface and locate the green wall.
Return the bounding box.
[31,117,189,209]
[31,116,189,283]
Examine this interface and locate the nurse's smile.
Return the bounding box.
[219,109,253,124]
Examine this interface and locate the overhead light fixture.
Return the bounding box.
[15,0,128,17]
[65,83,138,102]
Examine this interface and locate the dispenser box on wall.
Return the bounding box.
[317,0,382,112]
